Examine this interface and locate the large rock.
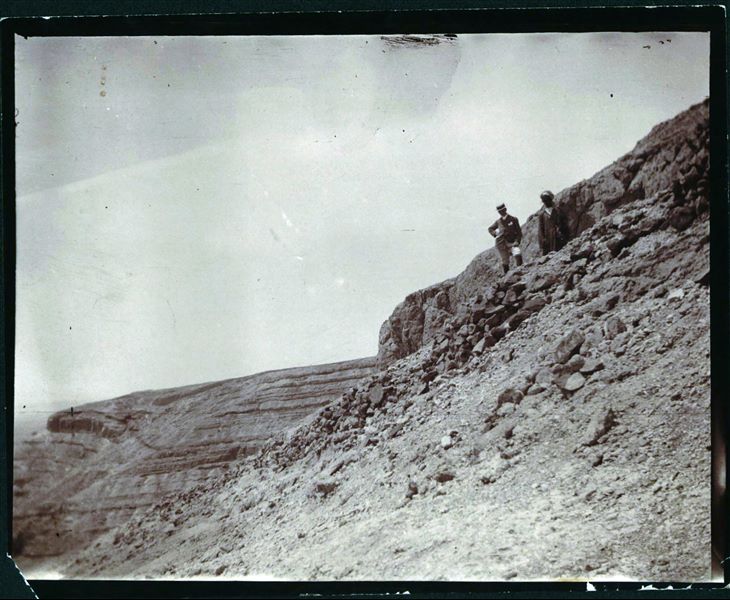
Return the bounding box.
[562,372,586,392]
[554,330,586,364]
[604,316,627,340]
[497,388,524,407]
[565,354,586,373]
[472,338,487,354]
[534,367,554,386]
[368,384,389,408]
[377,283,455,365]
[507,310,531,329]
[582,407,617,446]
[580,357,604,374]
[668,206,695,231]
[522,294,548,313]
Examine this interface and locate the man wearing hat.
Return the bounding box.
[488,203,523,274]
[537,190,568,255]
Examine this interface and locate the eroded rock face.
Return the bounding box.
[377,282,456,365]
[13,357,376,558]
[377,99,709,365]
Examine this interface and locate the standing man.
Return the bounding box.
[537,190,567,255]
[488,203,523,274]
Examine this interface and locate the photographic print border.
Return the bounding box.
[1,2,727,598]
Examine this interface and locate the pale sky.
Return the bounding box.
[14,32,709,424]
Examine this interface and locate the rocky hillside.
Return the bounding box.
[377,99,709,365]
[13,357,376,561]
[18,99,711,581]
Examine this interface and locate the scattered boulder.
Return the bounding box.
[610,331,630,356]
[527,272,559,293]
[472,338,486,354]
[421,369,438,383]
[313,479,339,498]
[433,469,455,483]
[484,304,506,320]
[565,354,586,374]
[562,372,586,393]
[554,329,585,364]
[582,407,617,446]
[497,388,524,407]
[551,364,573,389]
[606,234,631,257]
[534,367,553,386]
[522,294,548,314]
[652,285,668,298]
[502,271,525,287]
[667,288,686,301]
[579,357,604,375]
[480,455,508,485]
[507,310,530,329]
[600,292,621,313]
[603,316,627,340]
[440,435,454,450]
[510,281,527,296]
[434,290,450,310]
[668,205,695,231]
[405,480,419,499]
[491,325,508,341]
[570,243,595,261]
[369,384,387,408]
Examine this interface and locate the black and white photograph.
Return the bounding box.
[11,27,714,582]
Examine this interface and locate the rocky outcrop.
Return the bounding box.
[377,99,709,365]
[13,357,376,558]
[261,178,710,468]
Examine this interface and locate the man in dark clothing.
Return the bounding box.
[537,190,567,255]
[488,203,523,274]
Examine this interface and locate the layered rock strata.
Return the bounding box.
[13,357,376,558]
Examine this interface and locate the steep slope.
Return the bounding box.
[32,99,711,581]
[13,357,377,562]
[377,99,709,365]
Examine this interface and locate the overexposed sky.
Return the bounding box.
[15,32,709,421]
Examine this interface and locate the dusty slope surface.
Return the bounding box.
[13,357,376,567]
[57,99,711,581]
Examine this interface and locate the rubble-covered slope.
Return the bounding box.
[377,99,710,365]
[59,99,711,581]
[13,357,376,562]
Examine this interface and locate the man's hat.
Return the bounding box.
[540,190,555,202]
[496,203,507,212]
